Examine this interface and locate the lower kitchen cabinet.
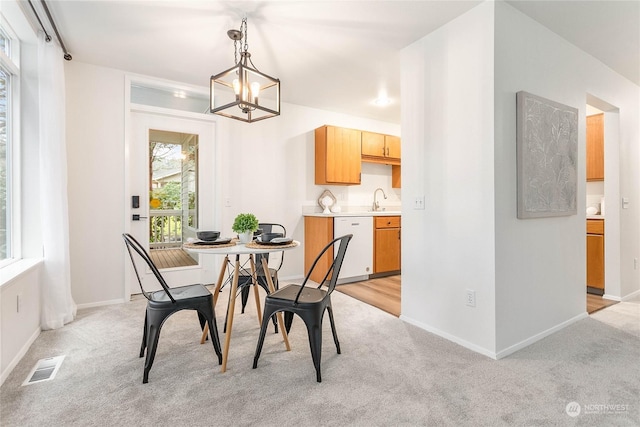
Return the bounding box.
[304,214,401,283]
[374,216,401,274]
[304,216,334,284]
[586,219,604,293]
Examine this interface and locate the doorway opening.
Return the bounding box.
[585,94,621,313]
[148,129,199,269]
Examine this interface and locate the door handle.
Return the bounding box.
[132,214,148,221]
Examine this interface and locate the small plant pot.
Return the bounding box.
[238,231,253,243]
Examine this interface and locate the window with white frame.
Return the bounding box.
[0,24,19,265]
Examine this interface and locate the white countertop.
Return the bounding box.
[304,211,401,217]
[587,215,604,220]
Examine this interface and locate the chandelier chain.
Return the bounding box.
[241,17,248,55]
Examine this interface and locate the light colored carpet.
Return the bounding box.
[1,288,638,426]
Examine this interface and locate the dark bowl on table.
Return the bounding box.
[260,232,284,242]
[197,231,220,241]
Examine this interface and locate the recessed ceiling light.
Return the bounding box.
[174,90,186,98]
[372,97,392,107]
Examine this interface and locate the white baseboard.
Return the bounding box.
[76,298,127,310]
[1,326,40,386]
[602,293,622,301]
[622,289,640,302]
[337,275,369,285]
[399,315,497,359]
[495,312,588,359]
[400,312,589,361]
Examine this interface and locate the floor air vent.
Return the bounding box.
[22,355,65,386]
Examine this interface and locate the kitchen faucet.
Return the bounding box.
[372,188,387,211]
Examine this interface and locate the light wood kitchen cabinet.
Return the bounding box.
[587,113,604,181]
[586,219,604,293]
[391,165,401,188]
[374,216,401,274]
[361,131,401,165]
[304,216,334,283]
[315,125,362,185]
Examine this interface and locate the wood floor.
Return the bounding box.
[587,292,618,314]
[336,275,616,318]
[337,275,401,317]
[150,248,198,269]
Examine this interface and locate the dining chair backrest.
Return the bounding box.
[294,234,352,303]
[122,233,175,303]
[257,222,287,271]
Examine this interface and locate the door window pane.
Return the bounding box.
[148,130,199,263]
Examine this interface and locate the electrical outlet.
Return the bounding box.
[224,197,232,207]
[465,289,476,307]
[414,196,425,210]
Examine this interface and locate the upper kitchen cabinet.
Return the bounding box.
[361,131,401,165]
[587,113,604,181]
[315,125,362,185]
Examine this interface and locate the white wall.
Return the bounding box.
[400,0,640,359]
[493,1,640,354]
[1,263,41,384]
[64,62,400,306]
[400,2,497,356]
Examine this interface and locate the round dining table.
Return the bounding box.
[184,239,300,372]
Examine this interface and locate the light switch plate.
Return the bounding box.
[622,197,630,209]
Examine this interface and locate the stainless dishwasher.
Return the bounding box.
[333,216,373,284]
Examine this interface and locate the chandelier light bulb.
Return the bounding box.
[250,81,261,103]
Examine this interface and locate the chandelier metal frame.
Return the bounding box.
[210,17,280,123]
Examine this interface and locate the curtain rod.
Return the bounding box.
[27,0,72,61]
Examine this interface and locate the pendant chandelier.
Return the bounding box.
[210,17,280,123]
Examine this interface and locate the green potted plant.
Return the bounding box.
[232,213,259,243]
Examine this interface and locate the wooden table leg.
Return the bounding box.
[249,255,263,327]
[221,255,240,373]
[262,257,291,351]
[201,255,229,344]
[212,255,229,307]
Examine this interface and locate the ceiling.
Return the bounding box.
[26,1,639,124]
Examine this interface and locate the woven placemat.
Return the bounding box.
[245,241,298,250]
[183,241,237,250]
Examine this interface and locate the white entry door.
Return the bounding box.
[126,107,218,297]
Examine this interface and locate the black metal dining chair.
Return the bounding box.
[122,233,222,383]
[237,223,287,311]
[252,234,352,382]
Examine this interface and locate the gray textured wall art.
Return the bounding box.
[516,91,578,219]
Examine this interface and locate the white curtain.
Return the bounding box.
[38,32,76,329]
